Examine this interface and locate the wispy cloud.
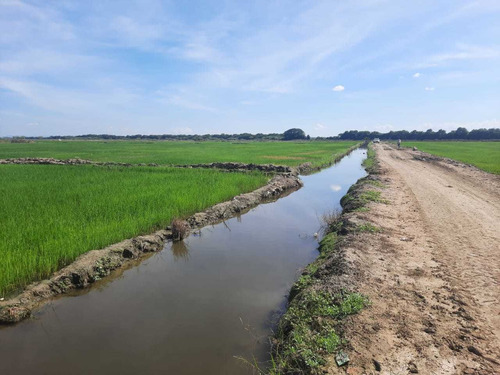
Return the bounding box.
[1,1,500,136]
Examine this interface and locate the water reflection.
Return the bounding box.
[171,240,190,261]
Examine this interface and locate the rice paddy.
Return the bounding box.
[403,141,500,174]
[0,165,268,296]
[0,140,357,167]
[0,140,357,296]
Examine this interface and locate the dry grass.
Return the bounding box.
[171,219,190,241]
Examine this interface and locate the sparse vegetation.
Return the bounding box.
[272,195,370,374]
[274,290,369,373]
[356,223,382,233]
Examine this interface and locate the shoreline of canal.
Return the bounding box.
[270,144,378,374]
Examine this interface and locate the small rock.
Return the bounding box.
[408,360,418,373]
[335,350,349,366]
[0,298,4,301]
[413,147,418,151]
[467,345,483,357]
[373,359,382,371]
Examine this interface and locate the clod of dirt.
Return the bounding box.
[408,360,418,373]
[171,219,190,241]
[467,346,483,357]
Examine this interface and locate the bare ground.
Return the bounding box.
[332,144,500,374]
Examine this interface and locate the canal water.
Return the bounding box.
[0,149,366,375]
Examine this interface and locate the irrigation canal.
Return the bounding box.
[0,149,367,374]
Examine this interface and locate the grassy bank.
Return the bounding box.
[0,165,267,296]
[0,140,357,167]
[270,145,377,374]
[403,141,500,174]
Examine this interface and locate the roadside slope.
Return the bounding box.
[339,144,499,374]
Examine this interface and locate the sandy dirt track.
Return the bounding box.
[335,144,500,374]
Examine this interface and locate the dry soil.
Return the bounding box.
[333,144,500,374]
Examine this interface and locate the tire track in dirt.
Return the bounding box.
[334,144,499,374]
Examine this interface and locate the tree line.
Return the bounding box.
[8,126,500,142]
[335,127,500,141]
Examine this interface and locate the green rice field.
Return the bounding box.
[0,165,268,296]
[403,141,500,174]
[0,140,357,167]
[0,140,358,296]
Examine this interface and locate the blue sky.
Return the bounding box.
[1,0,499,137]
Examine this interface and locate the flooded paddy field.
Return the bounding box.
[0,149,367,375]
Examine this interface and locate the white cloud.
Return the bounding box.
[332,85,345,92]
[413,72,421,78]
[425,87,435,91]
[330,184,342,192]
[314,123,326,130]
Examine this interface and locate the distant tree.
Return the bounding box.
[454,127,469,139]
[283,128,306,140]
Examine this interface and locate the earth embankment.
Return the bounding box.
[335,144,499,374]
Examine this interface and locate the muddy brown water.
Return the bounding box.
[0,149,366,375]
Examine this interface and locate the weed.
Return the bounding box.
[360,179,385,188]
[318,232,338,255]
[320,209,343,235]
[356,223,381,233]
[276,290,369,373]
[353,206,370,212]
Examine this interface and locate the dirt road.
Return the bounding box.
[337,144,500,374]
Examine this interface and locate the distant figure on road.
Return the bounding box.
[397,139,401,149]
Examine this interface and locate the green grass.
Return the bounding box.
[0,164,268,296]
[403,141,500,174]
[275,290,368,372]
[0,140,358,167]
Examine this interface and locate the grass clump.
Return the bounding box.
[362,146,375,170]
[318,232,338,255]
[275,290,369,373]
[356,223,382,233]
[403,141,500,174]
[359,190,386,204]
[0,165,268,296]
